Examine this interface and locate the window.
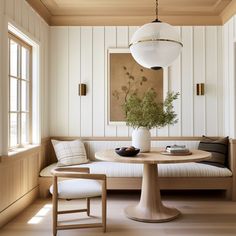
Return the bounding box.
[8,32,32,149]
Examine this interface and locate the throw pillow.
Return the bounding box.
[198,136,229,167]
[51,139,89,166]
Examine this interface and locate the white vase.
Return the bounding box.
[132,127,151,152]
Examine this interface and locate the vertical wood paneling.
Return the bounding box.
[34,16,40,40]
[28,154,39,189]
[12,161,21,199]
[14,0,21,25]
[40,20,45,138]
[21,0,29,31]
[49,25,224,138]
[28,8,35,36]
[223,23,230,135]
[93,27,105,136]
[49,27,58,136]
[116,26,129,137]
[169,27,181,136]
[193,26,206,136]
[81,27,93,136]
[205,26,218,136]
[22,158,28,194]
[39,20,49,138]
[105,27,117,136]
[5,0,14,19]
[217,27,223,136]
[56,27,69,136]
[228,19,235,138]
[0,165,10,211]
[0,151,40,213]
[68,26,81,136]
[44,23,49,137]
[181,26,193,136]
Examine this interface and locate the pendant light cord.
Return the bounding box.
[152,0,161,23]
[156,0,158,21]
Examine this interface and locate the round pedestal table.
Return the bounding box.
[95,147,211,223]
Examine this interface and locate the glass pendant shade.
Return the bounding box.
[129,22,183,69]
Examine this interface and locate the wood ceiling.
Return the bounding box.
[26,0,236,26]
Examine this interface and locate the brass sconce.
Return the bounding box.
[79,83,86,96]
[196,83,204,96]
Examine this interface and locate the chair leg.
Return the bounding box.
[102,180,107,233]
[52,177,58,236]
[87,198,90,216]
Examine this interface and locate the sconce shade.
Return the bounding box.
[79,83,86,96]
[196,83,204,96]
[129,22,183,69]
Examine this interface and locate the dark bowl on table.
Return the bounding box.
[115,147,140,157]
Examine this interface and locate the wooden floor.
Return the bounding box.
[1,191,236,236]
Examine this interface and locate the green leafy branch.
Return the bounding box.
[123,89,179,130]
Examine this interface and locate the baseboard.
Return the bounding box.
[0,187,39,228]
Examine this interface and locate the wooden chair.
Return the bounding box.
[50,167,107,236]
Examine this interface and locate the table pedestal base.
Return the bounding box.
[125,163,180,223]
[125,204,180,223]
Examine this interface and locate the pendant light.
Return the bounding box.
[129,0,183,70]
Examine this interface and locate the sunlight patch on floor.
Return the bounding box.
[27,204,52,224]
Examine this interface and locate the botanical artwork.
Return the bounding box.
[109,51,163,123]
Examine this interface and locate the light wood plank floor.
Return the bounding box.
[1,191,236,236]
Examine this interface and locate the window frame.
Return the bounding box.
[8,32,33,149]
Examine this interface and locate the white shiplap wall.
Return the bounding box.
[49,26,224,138]
[223,16,236,138]
[0,0,49,155]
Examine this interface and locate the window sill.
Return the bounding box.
[0,145,41,162]
[8,144,40,156]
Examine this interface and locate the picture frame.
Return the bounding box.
[107,48,165,125]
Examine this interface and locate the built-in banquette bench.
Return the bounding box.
[39,137,236,200]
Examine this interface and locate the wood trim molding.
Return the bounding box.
[25,1,229,26]
[50,136,220,141]
[25,0,51,25]
[221,0,236,24]
[0,187,38,228]
[49,15,222,26]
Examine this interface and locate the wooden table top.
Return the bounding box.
[95,147,211,164]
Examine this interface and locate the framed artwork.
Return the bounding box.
[108,48,164,125]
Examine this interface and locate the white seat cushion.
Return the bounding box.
[41,161,232,178]
[50,179,102,199]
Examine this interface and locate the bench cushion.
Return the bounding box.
[50,179,102,199]
[198,136,229,167]
[40,161,232,178]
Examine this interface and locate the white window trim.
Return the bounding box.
[4,21,41,155]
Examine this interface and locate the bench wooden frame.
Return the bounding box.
[39,137,236,201]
